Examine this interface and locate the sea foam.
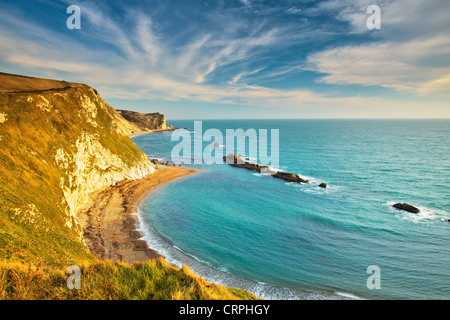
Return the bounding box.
[385,201,450,224]
[134,203,353,300]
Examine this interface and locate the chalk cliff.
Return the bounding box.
[0,73,155,264]
[0,73,256,301]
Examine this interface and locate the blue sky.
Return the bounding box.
[0,0,449,119]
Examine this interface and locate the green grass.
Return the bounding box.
[0,88,147,265]
[0,85,257,300]
[0,259,257,300]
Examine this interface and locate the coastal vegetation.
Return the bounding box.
[0,259,255,300]
[0,73,254,300]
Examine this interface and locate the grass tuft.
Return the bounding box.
[0,258,258,300]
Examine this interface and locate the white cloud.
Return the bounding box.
[307,35,450,95]
[134,14,161,65]
[316,0,450,36]
[285,7,303,15]
[417,74,450,96]
[228,68,263,85]
[0,0,448,118]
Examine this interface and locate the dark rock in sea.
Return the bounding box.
[393,203,420,214]
[223,153,310,184]
[273,171,308,183]
[319,183,327,188]
[223,153,261,172]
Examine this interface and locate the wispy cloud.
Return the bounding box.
[304,0,450,96]
[228,68,264,85]
[0,0,449,118]
[307,35,450,95]
[0,1,292,103]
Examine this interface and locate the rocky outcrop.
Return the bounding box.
[224,153,264,171]
[117,109,175,132]
[150,158,177,166]
[393,203,420,214]
[223,153,311,184]
[273,171,309,183]
[222,153,330,186]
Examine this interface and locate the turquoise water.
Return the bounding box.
[132,119,450,300]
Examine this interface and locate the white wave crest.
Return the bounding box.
[285,181,341,194]
[386,202,450,224]
[134,204,351,300]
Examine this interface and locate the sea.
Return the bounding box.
[131,119,450,300]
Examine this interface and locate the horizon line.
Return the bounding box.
[166,117,450,121]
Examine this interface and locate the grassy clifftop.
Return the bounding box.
[0,72,86,93]
[0,73,153,265]
[0,73,255,300]
[0,258,255,300]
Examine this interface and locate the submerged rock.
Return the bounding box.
[393,203,420,214]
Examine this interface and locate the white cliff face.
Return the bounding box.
[0,74,157,261]
[52,98,178,232]
[0,112,7,123]
[49,89,156,236]
[27,95,53,112]
[1,82,156,246]
[161,116,168,130]
[54,131,155,221]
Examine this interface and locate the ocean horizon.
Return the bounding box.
[132,119,450,300]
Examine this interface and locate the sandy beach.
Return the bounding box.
[78,166,198,263]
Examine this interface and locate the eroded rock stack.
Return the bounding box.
[223,153,314,184]
[392,203,420,214]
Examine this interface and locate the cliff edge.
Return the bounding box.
[0,73,155,264]
[0,73,256,301]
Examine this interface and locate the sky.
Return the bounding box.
[0,0,449,119]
